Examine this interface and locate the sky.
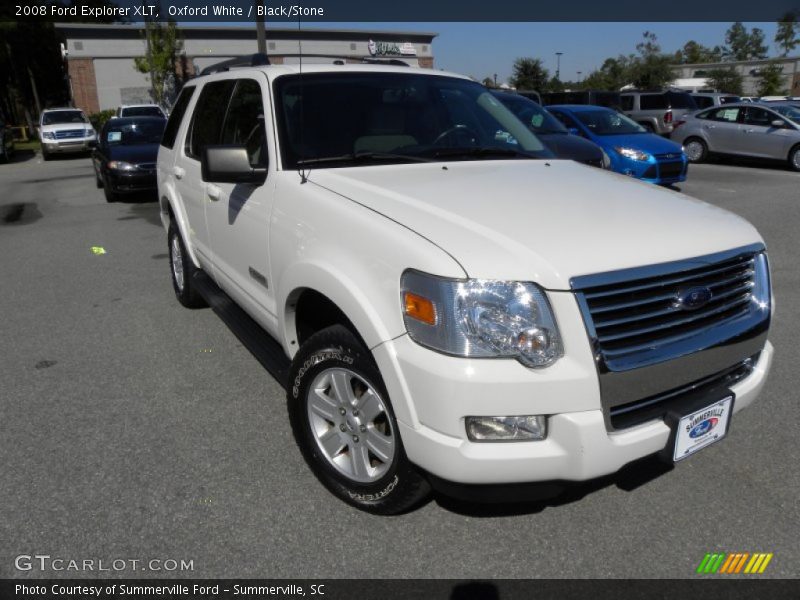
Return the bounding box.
[291,21,783,84]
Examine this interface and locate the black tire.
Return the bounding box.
[103,179,118,203]
[41,147,50,161]
[167,223,206,308]
[789,145,800,172]
[288,324,430,514]
[96,172,104,188]
[683,137,708,163]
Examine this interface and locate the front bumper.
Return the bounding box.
[42,138,95,153]
[611,155,688,184]
[106,169,157,194]
[374,326,773,485]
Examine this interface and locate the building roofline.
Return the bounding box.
[672,55,800,69]
[53,23,438,43]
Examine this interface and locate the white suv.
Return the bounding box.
[157,57,773,514]
[39,108,96,160]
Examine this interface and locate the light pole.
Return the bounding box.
[255,0,266,54]
[577,71,582,82]
[493,73,497,87]
[555,51,563,81]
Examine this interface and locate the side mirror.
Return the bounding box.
[770,119,784,128]
[201,146,266,185]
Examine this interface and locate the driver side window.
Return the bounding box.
[221,79,268,168]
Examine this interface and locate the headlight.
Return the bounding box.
[601,149,612,169]
[614,146,650,161]
[85,127,95,137]
[401,271,563,368]
[107,160,137,171]
[41,131,55,140]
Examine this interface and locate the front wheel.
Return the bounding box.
[683,137,708,163]
[167,223,206,308]
[288,325,430,514]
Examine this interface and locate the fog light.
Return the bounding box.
[466,416,546,442]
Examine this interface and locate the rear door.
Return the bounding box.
[203,76,278,332]
[738,106,792,158]
[700,106,741,153]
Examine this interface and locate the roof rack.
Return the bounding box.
[200,53,270,76]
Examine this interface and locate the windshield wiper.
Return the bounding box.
[296,151,433,166]
[429,147,539,160]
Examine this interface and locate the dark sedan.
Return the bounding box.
[92,117,165,202]
[491,90,608,168]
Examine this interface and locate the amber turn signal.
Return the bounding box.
[404,292,437,326]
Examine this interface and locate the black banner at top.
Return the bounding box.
[4,0,800,22]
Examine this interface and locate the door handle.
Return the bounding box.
[703,124,716,129]
[173,166,185,179]
[207,184,221,201]
[743,128,755,133]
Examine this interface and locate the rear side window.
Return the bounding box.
[161,86,195,149]
[708,107,740,122]
[693,96,713,109]
[640,95,667,110]
[719,96,741,104]
[665,92,698,110]
[186,80,236,159]
[620,96,634,111]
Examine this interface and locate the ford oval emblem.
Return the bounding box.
[689,417,718,438]
[676,286,713,311]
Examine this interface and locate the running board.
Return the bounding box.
[192,271,291,388]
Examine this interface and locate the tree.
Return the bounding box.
[775,13,799,57]
[629,31,675,89]
[509,58,549,91]
[134,20,183,107]
[705,68,744,95]
[546,75,564,93]
[482,76,496,88]
[724,22,768,60]
[675,40,725,64]
[581,55,635,91]
[756,61,787,96]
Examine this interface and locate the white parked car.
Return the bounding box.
[157,57,774,514]
[39,108,96,160]
[116,104,167,119]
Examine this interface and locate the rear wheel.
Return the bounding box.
[684,137,708,163]
[288,324,430,514]
[167,223,206,308]
[789,145,800,172]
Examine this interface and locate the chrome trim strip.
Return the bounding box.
[570,243,764,291]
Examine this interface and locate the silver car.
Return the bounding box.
[674,103,800,171]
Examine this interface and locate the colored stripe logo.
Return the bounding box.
[696,552,773,574]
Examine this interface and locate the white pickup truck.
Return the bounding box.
[157,56,773,514]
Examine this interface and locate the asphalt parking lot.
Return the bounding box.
[1,151,798,579]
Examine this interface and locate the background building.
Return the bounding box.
[55,24,437,113]
[671,56,800,96]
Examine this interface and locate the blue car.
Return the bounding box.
[547,104,688,184]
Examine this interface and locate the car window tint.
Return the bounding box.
[186,80,236,159]
[221,79,267,168]
[621,96,634,111]
[743,107,773,126]
[551,111,580,130]
[162,86,195,149]
[709,107,740,122]
[693,96,713,109]
[640,95,667,110]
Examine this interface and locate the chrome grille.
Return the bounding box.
[585,254,755,358]
[54,129,85,139]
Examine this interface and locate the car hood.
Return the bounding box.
[107,143,160,165]
[600,133,683,155]
[308,160,762,289]
[537,133,603,163]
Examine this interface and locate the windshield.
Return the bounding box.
[494,94,568,134]
[771,105,800,123]
[121,106,164,118]
[105,120,165,145]
[274,73,552,168]
[574,110,647,135]
[42,111,87,125]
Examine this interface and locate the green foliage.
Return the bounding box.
[705,68,744,95]
[510,58,549,92]
[580,55,635,91]
[482,76,496,88]
[675,41,725,64]
[629,32,675,89]
[725,22,768,61]
[88,109,116,131]
[134,21,183,107]
[774,13,799,57]
[756,61,787,96]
